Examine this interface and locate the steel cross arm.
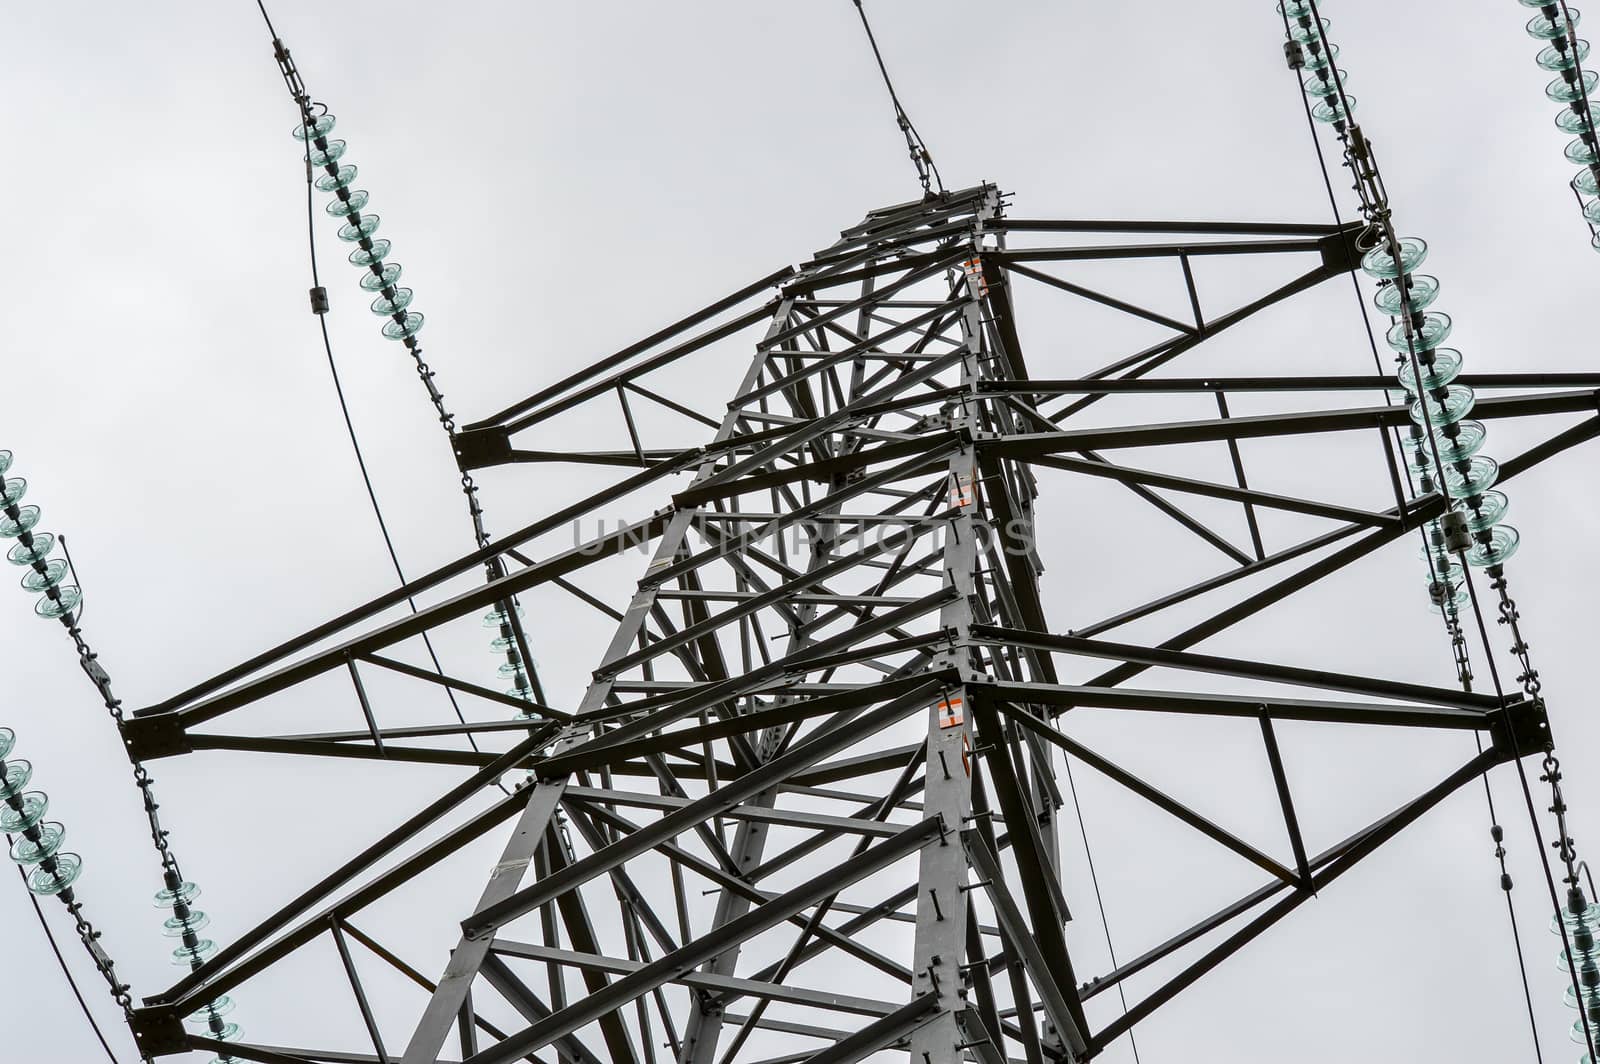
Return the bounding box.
[994,235,1332,263]
[496,300,786,435]
[470,266,795,431]
[985,389,1600,456]
[136,511,670,731]
[1086,746,1502,1052]
[181,734,506,768]
[487,941,905,1017]
[982,372,1600,396]
[144,730,549,1009]
[971,627,1501,710]
[132,447,697,720]
[463,679,947,938]
[1045,248,1357,429]
[459,819,945,1064]
[988,699,1297,884]
[1026,450,1399,528]
[358,651,570,720]
[1082,416,1600,693]
[1001,259,1199,336]
[990,218,1348,236]
[973,678,1502,729]
[268,719,549,745]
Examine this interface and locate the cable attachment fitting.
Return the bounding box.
[309,286,330,315]
[1283,39,1306,69]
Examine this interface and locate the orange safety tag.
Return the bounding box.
[937,697,965,729]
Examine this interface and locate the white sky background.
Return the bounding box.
[4,1,1600,1062]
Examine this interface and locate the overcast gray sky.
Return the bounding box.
[5,2,1600,1062]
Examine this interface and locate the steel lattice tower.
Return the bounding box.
[113,181,1600,1064]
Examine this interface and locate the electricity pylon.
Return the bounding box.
[123,183,1592,1064]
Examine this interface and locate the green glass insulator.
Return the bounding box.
[369,288,414,316]
[1280,0,1316,18]
[489,634,516,651]
[1373,274,1440,315]
[1312,95,1356,123]
[1539,38,1593,71]
[1584,197,1600,223]
[0,727,13,759]
[172,939,218,966]
[154,881,201,907]
[483,604,524,628]
[292,114,336,141]
[348,239,392,267]
[1409,385,1476,427]
[34,585,81,619]
[1361,237,1427,278]
[1556,905,1600,942]
[26,853,83,896]
[315,164,358,192]
[1397,348,1463,393]
[21,559,69,592]
[187,997,235,1023]
[1466,524,1520,566]
[0,791,48,833]
[1302,71,1348,97]
[359,263,403,291]
[1438,421,1488,463]
[1569,136,1600,165]
[0,506,41,538]
[1558,105,1596,134]
[1528,10,1581,40]
[1444,456,1500,499]
[1287,16,1329,42]
[308,140,347,167]
[1578,166,1600,195]
[188,1018,241,1042]
[1305,41,1340,71]
[0,758,33,799]
[1519,0,1557,7]
[0,450,9,474]
[1,477,26,506]
[1548,70,1600,103]
[1386,312,1453,353]
[497,661,527,678]
[10,821,65,865]
[337,214,381,243]
[1592,230,1600,253]
[7,532,55,566]
[381,312,424,341]
[324,189,371,217]
[163,910,211,936]
[1464,491,1510,532]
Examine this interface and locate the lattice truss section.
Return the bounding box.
[120,184,1599,1064]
